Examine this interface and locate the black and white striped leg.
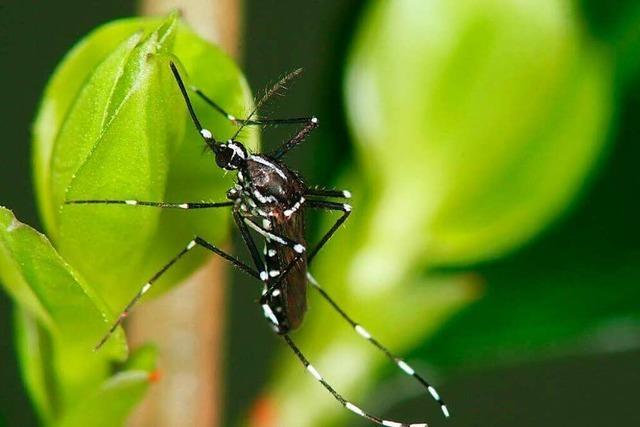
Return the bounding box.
[170,62,218,146]
[242,216,307,293]
[191,86,313,127]
[305,188,352,199]
[243,217,306,255]
[262,199,351,297]
[194,237,260,281]
[241,218,307,297]
[283,334,429,427]
[304,199,352,264]
[94,236,259,351]
[306,274,450,419]
[65,199,233,209]
[233,211,268,280]
[174,61,315,142]
[240,216,308,299]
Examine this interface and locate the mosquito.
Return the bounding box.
[65,61,450,426]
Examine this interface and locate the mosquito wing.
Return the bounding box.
[268,209,307,331]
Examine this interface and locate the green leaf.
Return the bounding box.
[53,19,182,310]
[57,370,153,427]
[578,0,640,84]
[33,20,155,232]
[14,307,56,425]
[344,0,613,282]
[26,14,254,426]
[0,207,126,415]
[419,248,640,370]
[33,16,256,311]
[122,343,158,372]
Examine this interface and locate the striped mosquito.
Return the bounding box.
[65,61,450,426]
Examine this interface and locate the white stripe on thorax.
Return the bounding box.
[249,155,287,179]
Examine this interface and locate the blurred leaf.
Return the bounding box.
[32,16,256,311]
[609,3,640,84]
[421,255,640,370]
[122,343,158,372]
[0,207,126,414]
[57,370,153,427]
[578,0,640,83]
[14,308,56,424]
[418,134,640,368]
[345,0,613,288]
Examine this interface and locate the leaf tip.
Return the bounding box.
[166,9,182,21]
[6,217,23,233]
[0,207,23,233]
[155,11,179,46]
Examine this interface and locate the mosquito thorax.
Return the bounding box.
[213,139,248,170]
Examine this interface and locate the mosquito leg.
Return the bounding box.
[304,199,352,264]
[170,62,218,144]
[258,198,351,297]
[194,69,312,125]
[241,216,309,299]
[282,334,431,427]
[191,86,313,127]
[182,63,312,127]
[65,199,233,209]
[233,211,268,281]
[94,236,259,350]
[305,188,352,199]
[242,217,306,254]
[301,200,449,417]
[305,273,450,418]
[173,61,318,155]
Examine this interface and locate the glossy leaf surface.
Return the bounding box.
[33,16,256,311]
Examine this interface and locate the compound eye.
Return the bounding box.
[228,154,244,169]
[214,146,235,169]
[215,143,246,170]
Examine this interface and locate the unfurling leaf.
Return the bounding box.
[33,16,257,311]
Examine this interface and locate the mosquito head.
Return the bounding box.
[213,140,247,170]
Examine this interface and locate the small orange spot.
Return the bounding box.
[147,370,161,383]
[249,394,279,427]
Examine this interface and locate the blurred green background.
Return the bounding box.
[1,1,639,426]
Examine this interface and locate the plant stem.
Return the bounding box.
[127,259,227,427]
[128,1,243,426]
